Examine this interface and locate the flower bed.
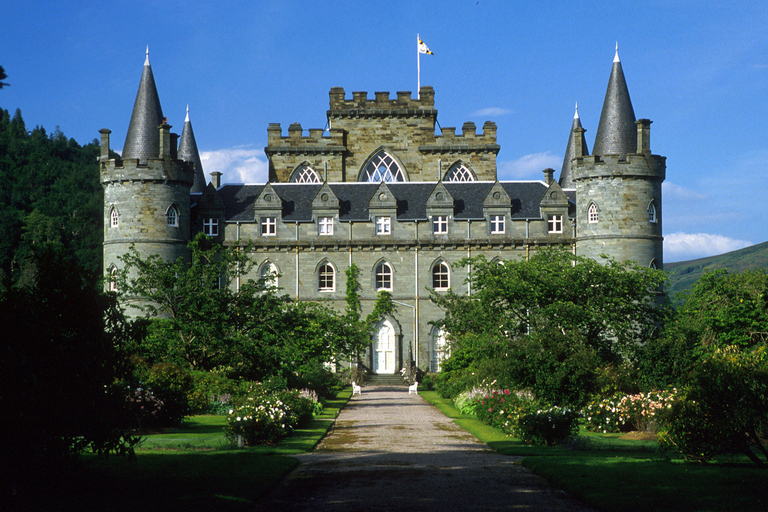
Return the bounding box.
[582,390,677,433]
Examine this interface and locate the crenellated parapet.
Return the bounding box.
[420,121,499,154]
[328,87,436,117]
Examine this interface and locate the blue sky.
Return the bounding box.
[3,0,768,262]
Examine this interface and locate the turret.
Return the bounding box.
[101,49,194,311]
[178,105,207,193]
[559,103,588,189]
[573,45,666,269]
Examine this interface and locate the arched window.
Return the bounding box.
[108,266,118,292]
[167,206,179,227]
[110,207,119,228]
[260,261,279,288]
[291,165,320,183]
[375,262,393,291]
[361,150,406,182]
[445,162,476,182]
[432,261,450,290]
[318,262,335,292]
[648,201,657,223]
[430,327,448,372]
[588,203,599,224]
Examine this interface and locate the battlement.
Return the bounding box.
[266,123,346,150]
[573,153,666,181]
[434,121,498,143]
[329,86,435,110]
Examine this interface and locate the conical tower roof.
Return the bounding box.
[122,47,164,162]
[178,106,206,193]
[559,103,588,189]
[592,44,636,157]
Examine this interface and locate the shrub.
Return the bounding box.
[475,389,524,430]
[657,347,768,465]
[275,389,316,428]
[509,403,580,447]
[187,371,241,415]
[226,392,295,446]
[140,362,194,427]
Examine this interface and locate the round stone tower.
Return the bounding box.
[573,46,666,269]
[101,49,193,303]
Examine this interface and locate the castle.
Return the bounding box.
[101,47,665,374]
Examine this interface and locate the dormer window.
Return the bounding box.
[376,216,391,235]
[432,215,448,234]
[261,217,276,236]
[203,217,218,236]
[548,214,563,233]
[490,215,505,234]
[318,216,334,235]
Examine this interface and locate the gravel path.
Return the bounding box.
[256,385,595,511]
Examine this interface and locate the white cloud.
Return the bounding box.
[200,146,268,184]
[470,107,514,117]
[664,232,753,262]
[662,181,707,200]
[498,152,562,180]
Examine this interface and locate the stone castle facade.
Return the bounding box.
[101,48,665,374]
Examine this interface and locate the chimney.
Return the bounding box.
[637,119,652,154]
[211,171,222,189]
[159,119,172,158]
[99,129,111,161]
[543,168,554,185]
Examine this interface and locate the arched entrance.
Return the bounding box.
[372,319,396,374]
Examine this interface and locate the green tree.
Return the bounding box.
[0,65,7,88]
[432,248,667,405]
[0,243,137,501]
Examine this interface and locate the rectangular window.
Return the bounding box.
[261,217,276,236]
[490,215,505,234]
[375,216,391,235]
[318,216,334,235]
[432,215,448,234]
[203,218,218,236]
[548,214,563,233]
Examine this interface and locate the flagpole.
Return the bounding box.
[417,34,421,99]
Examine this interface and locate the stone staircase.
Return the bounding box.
[366,374,408,387]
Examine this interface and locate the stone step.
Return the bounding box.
[366,374,407,387]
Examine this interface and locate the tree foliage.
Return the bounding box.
[117,235,358,381]
[0,108,103,286]
[0,243,137,499]
[432,248,668,406]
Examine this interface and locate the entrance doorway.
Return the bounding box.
[373,319,396,374]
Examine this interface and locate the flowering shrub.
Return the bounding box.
[454,387,491,415]
[225,385,321,445]
[582,390,677,433]
[126,387,165,430]
[226,393,295,446]
[475,389,579,446]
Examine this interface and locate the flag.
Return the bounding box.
[418,36,434,55]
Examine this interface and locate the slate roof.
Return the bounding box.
[178,107,206,194]
[592,46,637,158]
[559,105,588,189]
[214,181,572,223]
[122,48,164,163]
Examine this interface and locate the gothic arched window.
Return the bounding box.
[110,207,119,228]
[588,203,599,224]
[260,261,279,289]
[291,165,320,183]
[432,261,450,290]
[648,201,657,223]
[318,262,335,292]
[361,150,406,182]
[167,206,179,227]
[375,262,393,291]
[445,162,476,182]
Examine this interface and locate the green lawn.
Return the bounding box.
[19,390,350,512]
[420,390,768,512]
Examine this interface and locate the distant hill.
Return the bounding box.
[664,241,768,299]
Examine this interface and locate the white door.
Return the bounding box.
[373,320,396,374]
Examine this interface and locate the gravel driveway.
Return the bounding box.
[256,385,595,511]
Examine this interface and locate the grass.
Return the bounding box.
[16,390,350,512]
[420,390,768,512]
